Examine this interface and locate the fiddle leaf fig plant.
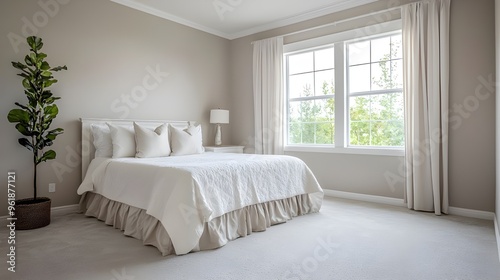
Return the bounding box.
[7,36,67,200]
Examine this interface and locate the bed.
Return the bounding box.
[78,118,323,256]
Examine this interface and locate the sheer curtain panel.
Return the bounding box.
[252,37,284,155]
[402,0,451,215]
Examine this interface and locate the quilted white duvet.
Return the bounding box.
[77,153,323,254]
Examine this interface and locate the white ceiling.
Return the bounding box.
[111,0,378,40]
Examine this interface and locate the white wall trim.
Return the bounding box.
[285,145,404,157]
[111,0,378,40]
[0,204,80,227]
[324,190,496,221]
[448,207,495,221]
[495,215,500,262]
[110,0,230,39]
[229,0,378,40]
[50,204,80,217]
[323,189,406,207]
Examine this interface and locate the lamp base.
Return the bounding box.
[215,124,222,146]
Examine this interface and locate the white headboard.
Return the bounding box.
[80,118,195,178]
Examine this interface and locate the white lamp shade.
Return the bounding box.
[210,109,229,124]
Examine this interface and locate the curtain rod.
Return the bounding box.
[251,6,401,45]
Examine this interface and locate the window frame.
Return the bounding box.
[286,45,336,146]
[345,31,404,148]
[283,20,404,157]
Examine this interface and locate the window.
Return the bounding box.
[287,47,335,145]
[284,21,404,155]
[347,33,404,147]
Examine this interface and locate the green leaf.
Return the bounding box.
[7,109,30,124]
[45,96,60,104]
[46,128,64,140]
[27,36,36,47]
[41,71,52,77]
[44,104,59,118]
[11,61,27,70]
[37,53,47,60]
[29,97,37,108]
[27,36,43,52]
[39,150,56,163]
[18,138,33,151]
[24,55,33,66]
[48,127,63,134]
[42,139,53,147]
[41,90,53,99]
[43,79,57,88]
[40,61,50,70]
[35,39,43,51]
[17,73,30,79]
[14,102,30,110]
[15,123,32,136]
[51,65,67,71]
[22,78,31,89]
[30,53,36,63]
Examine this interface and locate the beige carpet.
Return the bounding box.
[1,197,499,280]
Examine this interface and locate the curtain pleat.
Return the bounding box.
[252,37,284,155]
[402,0,450,215]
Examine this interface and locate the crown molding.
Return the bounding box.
[110,0,232,39]
[111,0,377,40]
[227,0,378,39]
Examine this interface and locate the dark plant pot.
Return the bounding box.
[14,197,51,230]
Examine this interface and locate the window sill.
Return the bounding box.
[284,145,404,157]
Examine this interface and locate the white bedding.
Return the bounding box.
[77,153,323,255]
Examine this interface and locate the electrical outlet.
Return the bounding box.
[49,183,56,193]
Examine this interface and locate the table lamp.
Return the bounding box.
[210,109,229,146]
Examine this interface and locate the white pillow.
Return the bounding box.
[107,123,136,158]
[91,124,112,158]
[169,124,205,156]
[134,122,170,158]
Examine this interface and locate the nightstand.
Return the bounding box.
[204,145,244,154]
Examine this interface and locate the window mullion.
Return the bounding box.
[290,95,334,102]
[349,88,402,97]
[334,42,345,148]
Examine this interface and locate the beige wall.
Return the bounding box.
[0,0,230,216]
[230,0,497,211]
[448,0,496,211]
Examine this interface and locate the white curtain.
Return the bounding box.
[402,0,450,215]
[252,37,284,155]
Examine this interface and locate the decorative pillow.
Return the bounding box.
[134,122,170,158]
[91,124,112,158]
[169,124,205,156]
[107,123,136,158]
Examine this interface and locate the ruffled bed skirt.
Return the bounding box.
[79,192,317,256]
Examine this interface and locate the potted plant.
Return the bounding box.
[7,36,67,230]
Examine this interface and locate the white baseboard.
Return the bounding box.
[324,189,495,221]
[448,207,495,220]
[495,215,500,263]
[323,189,406,207]
[0,204,80,227]
[50,204,80,217]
